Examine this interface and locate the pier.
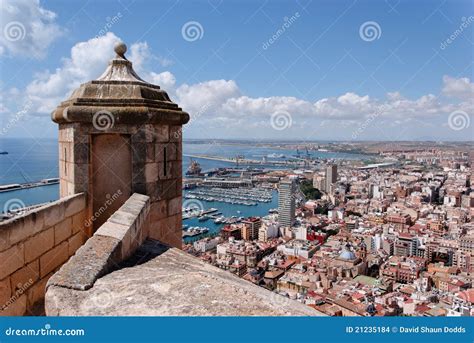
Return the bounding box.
[183,154,314,168]
[0,178,59,193]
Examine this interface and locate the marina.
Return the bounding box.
[182,226,209,237]
[185,187,273,206]
[182,188,278,243]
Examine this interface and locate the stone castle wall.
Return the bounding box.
[0,193,87,315]
[46,193,150,315]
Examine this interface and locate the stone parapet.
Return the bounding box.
[46,193,150,292]
[0,193,87,316]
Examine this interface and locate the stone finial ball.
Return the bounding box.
[114,42,127,56]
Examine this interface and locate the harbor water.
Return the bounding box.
[182,189,278,243]
[0,138,369,214]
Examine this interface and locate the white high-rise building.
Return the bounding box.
[278,178,296,227]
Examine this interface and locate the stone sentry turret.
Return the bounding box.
[51,42,189,248]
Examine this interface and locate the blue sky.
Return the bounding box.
[0,0,473,140]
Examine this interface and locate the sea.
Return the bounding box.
[0,138,369,239]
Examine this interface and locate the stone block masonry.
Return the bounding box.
[46,193,150,293]
[0,193,87,316]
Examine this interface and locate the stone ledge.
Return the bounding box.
[95,193,150,260]
[47,193,150,291]
[45,240,324,316]
[46,235,121,291]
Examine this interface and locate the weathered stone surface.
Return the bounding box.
[68,232,84,256]
[0,227,10,252]
[167,197,181,216]
[150,214,182,248]
[7,210,44,245]
[1,294,26,316]
[0,277,11,306]
[46,240,324,316]
[39,241,69,278]
[25,228,54,263]
[43,202,65,228]
[47,235,121,291]
[11,260,39,291]
[108,210,137,229]
[95,222,131,259]
[64,193,86,217]
[0,244,24,280]
[149,201,167,221]
[73,143,89,164]
[27,273,50,315]
[144,163,158,182]
[54,218,72,244]
[71,211,86,234]
[162,179,178,199]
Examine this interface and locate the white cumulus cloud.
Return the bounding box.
[0,0,63,58]
[7,32,473,140]
[25,32,120,113]
[442,75,474,100]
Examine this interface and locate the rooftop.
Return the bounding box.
[46,240,323,316]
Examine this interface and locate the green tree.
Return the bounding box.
[300,180,322,200]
